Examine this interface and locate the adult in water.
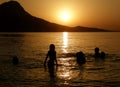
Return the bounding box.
[94,47,100,58]
[44,44,58,78]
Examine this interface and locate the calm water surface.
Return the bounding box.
[0,32,120,87]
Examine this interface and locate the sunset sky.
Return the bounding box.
[0,0,120,31]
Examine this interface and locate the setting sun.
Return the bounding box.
[61,12,70,21]
[58,10,72,23]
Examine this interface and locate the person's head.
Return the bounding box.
[49,44,55,51]
[95,47,99,53]
[101,51,105,58]
[76,51,84,58]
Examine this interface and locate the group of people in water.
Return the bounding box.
[43,44,106,78]
[12,44,106,78]
[76,47,106,66]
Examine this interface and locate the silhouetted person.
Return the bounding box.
[94,48,106,64]
[76,52,86,79]
[12,56,19,65]
[100,51,106,59]
[94,47,100,58]
[76,51,86,66]
[44,44,58,78]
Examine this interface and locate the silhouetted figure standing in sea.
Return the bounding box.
[94,47,100,58]
[44,44,58,78]
[100,51,106,60]
[94,47,106,59]
[76,51,86,66]
[76,51,86,79]
[12,56,19,65]
[94,47,106,64]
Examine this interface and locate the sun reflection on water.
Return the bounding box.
[63,32,68,53]
[57,58,78,81]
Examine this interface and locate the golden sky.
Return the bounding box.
[0,0,120,31]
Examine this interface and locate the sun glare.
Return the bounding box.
[63,32,68,53]
[56,9,75,25]
[63,32,68,48]
[59,11,72,22]
[61,12,70,21]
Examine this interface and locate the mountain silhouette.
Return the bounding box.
[0,1,109,32]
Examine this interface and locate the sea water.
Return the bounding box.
[0,32,120,87]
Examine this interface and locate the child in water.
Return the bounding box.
[44,44,58,78]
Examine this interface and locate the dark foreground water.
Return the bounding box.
[0,32,120,87]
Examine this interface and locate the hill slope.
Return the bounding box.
[0,1,109,32]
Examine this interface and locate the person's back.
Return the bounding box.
[48,50,56,61]
[47,50,56,67]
